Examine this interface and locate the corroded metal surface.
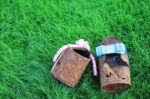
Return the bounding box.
[51,48,90,87]
[99,37,131,92]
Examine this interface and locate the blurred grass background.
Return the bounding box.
[0,0,150,99]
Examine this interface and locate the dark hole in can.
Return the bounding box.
[73,49,90,58]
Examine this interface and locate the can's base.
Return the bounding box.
[102,83,130,92]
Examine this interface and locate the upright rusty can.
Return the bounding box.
[51,48,90,87]
[96,37,131,92]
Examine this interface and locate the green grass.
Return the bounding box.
[0,0,150,98]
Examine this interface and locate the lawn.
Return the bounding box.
[0,0,150,99]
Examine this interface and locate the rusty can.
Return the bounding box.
[51,48,90,87]
[96,37,131,92]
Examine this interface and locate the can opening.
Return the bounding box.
[73,49,90,58]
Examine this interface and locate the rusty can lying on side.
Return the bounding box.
[51,48,90,87]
